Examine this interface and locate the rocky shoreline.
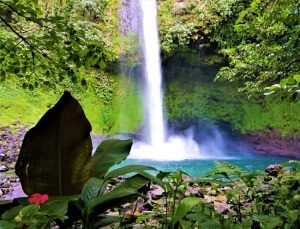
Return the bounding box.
[1,124,299,201]
[0,123,27,200]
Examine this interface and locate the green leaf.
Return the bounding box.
[99,60,107,69]
[172,197,202,227]
[92,215,122,228]
[20,204,39,220]
[0,220,16,229]
[15,91,93,195]
[138,171,165,190]
[1,206,22,221]
[199,220,222,229]
[253,215,282,228]
[92,139,133,178]
[293,74,300,82]
[105,165,157,179]
[40,200,68,219]
[81,177,106,205]
[87,174,150,216]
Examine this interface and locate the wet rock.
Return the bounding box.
[266,164,283,177]
[0,165,8,172]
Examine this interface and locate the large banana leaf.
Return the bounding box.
[15,91,92,196]
[91,139,133,178]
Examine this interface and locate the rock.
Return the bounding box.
[218,186,231,193]
[148,185,164,200]
[260,184,273,191]
[136,197,145,212]
[245,130,300,159]
[0,165,8,172]
[214,203,231,214]
[209,190,217,196]
[182,175,191,182]
[188,187,204,197]
[265,164,283,177]
[1,179,11,188]
[122,203,131,211]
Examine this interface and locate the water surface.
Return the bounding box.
[115,155,291,177]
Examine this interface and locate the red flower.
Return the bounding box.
[28,193,49,204]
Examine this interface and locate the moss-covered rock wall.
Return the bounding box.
[163,49,300,136]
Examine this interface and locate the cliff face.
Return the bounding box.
[245,131,300,159]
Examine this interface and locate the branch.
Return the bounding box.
[3,38,22,58]
[0,15,60,66]
[0,0,42,26]
[0,15,30,45]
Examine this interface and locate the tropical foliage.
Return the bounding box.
[216,0,300,99]
[0,0,119,90]
[158,0,300,99]
[0,92,159,228]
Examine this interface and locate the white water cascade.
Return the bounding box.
[141,0,166,146]
[129,0,205,161]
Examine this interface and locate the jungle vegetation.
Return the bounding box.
[0,0,299,133]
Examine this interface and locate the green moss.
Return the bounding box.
[242,100,300,135]
[0,75,143,135]
[164,51,300,136]
[0,84,59,127]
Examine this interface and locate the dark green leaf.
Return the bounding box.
[40,200,68,219]
[81,177,106,205]
[92,215,122,228]
[1,206,22,221]
[15,91,93,195]
[92,139,133,178]
[87,174,150,216]
[0,220,16,229]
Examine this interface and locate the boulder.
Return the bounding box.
[265,164,283,177]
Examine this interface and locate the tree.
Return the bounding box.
[216,0,300,100]
[0,0,117,90]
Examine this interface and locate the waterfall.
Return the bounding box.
[125,0,231,161]
[128,0,200,161]
[141,0,166,145]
